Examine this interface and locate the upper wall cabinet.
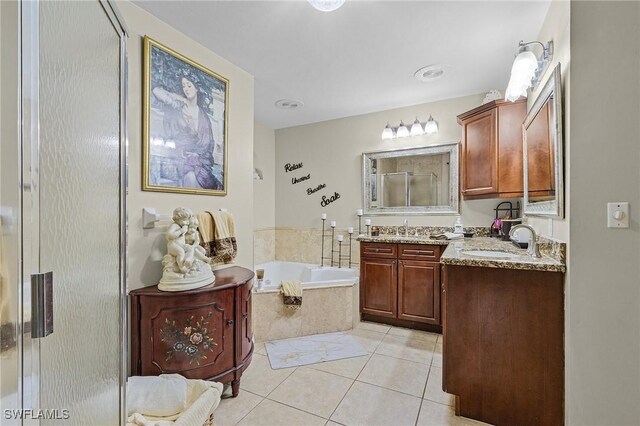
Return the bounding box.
[457,99,527,200]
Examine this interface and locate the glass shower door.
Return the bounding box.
[17,1,127,424]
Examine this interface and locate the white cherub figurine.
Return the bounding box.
[159,207,214,292]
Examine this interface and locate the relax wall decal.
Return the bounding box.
[284,162,303,173]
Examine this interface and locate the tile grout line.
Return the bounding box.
[414,365,433,426]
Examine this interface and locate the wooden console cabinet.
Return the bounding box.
[457,99,527,200]
[130,266,254,397]
[360,242,442,331]
[442,264,564,425]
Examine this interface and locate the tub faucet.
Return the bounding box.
[509,224,541,258]
[403,219,409,237]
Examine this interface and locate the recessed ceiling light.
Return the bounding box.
[275,99,304,110]
[414,64,448,82]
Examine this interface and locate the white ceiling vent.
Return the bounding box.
[414,64,448,82]
[275,99,304,110]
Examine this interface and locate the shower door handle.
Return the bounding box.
[31,271,54,338]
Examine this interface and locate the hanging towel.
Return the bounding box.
[206,210,237,269]
[196,212,215,258]
[280,280,303,310]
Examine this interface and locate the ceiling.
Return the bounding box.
[134,1,551,130]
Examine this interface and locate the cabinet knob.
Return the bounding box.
[227,320,235,326]
[242,313,248,319]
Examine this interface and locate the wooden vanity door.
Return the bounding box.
[461,108,498,197]
[360,258,398,318]
[397,260,441,325]
[238,280,253,362]
[140,288,234,379]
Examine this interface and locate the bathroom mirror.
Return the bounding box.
[523,63,564,217]
[362,142,459,215]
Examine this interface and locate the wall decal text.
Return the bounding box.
[284,162,303,173]
[292,174,311,184]
[320,192,341,207]
[307,183,326,195]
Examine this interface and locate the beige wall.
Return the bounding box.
[567,1,640,424]
[275,94,513,231]
[253,122,276,264]
[253,122,276,230]
[527,0,570,242]
[120,1,255,290]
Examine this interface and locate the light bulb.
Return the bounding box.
[424,115,438,135]
[381,122,396,140]
[410,117,424,136]
[396,121,410,138]
[505,50,538,101]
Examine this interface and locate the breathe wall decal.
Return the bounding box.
[307,183,326,195]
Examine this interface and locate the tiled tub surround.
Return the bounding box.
[253,228,276,265]
[253,285,356,343]
[252,261,359,342]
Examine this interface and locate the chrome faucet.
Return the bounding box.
[509,224,541,258]
[403,219,409,237]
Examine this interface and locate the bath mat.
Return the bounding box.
[265,331,368,369]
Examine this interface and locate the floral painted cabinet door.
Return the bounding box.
[139,288,234,379]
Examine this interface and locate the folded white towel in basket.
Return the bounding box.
[127,374,223,426]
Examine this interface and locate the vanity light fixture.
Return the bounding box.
[381,116,439,140]
[308,0,345,12]
[505,40,554,102]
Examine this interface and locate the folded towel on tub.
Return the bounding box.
[281,280,303,310]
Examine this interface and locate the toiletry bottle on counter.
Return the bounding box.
[454,215,463,234]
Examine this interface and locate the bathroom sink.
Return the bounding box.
[463,250,519,259]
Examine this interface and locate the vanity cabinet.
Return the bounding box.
[360,242,442,331]
[457,99,527,199]
[130,266,254,397]
[442,264,564,425]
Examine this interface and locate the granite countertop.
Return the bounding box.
[357,235,450,246]
[440,237,565,273]
[357,234,565,273]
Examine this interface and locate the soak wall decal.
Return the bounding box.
[321,192,341,207]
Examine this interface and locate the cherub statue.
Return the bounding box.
[159,207,214,292]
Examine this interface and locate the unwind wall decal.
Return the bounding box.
[283,161,341,207]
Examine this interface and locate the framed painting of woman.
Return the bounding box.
[143,36,229,195]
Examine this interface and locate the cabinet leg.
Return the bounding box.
[231,379,240,397]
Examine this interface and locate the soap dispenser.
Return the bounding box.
[454,215,464,234]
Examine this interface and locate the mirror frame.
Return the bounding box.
[362,142,460,215]
[523,63,564,217]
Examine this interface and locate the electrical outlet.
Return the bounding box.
[607,202,629,228]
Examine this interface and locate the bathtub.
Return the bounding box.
[252,261,360,342]
[254,261,358,292]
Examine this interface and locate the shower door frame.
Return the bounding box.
[17,0,129,423]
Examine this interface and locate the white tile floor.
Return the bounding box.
[214,322,490,426]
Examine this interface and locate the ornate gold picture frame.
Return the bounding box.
[143,36,229,195]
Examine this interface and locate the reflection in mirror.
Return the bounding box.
[363,143,459,215]
[523,63,564,217]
